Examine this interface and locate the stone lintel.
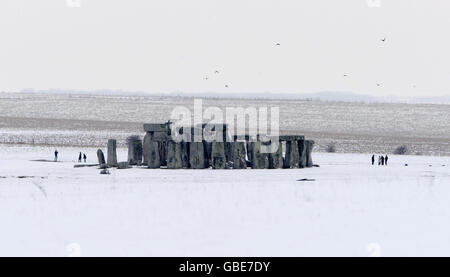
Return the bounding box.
[143,123,168,133]
[232,135,305,142]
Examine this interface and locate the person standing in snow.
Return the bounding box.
[54,150,59,162]
[83,153,87,163]
[385,155,388,166]
[381,155,385,166]
[78,152,82,163]
[371,154,375,165]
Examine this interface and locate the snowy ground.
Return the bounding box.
[0,145,449,257]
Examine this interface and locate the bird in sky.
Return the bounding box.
[376,83,381,87]
[225,85,229,88]
[343,74,348,77]
[204,77,209,80]
[381,38,386,42]
[214,70,219,74]
[275,43,281,46]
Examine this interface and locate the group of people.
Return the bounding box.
[78,152,87,163]
[372,154,388,166]
[53,150,87,163]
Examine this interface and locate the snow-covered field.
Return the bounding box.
[0,145,449,257]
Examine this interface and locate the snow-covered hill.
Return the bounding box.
[1,145,449,256]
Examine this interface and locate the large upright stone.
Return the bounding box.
[268,140,283,169]
[305,140,315,167]
[181,142,190,168]
[246,141,254,166]
[202,140,212,168]
[147,141,161,168]
[224,142,233,164]
[212,142,226,169]
[142,132,152,166]
[232,141,247,169]
[189,142,205,169]
[217,124,233,164]
[127,136,143,166]
[107,139,118,167]
[167,140,183,169]
[297,139,307,168]
[97,149,106,165]
[284,141,300,168]
[259,142,270,169]
[158,140,168,166]
[249,141,269,169]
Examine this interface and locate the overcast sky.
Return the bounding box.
[0,0,449,97]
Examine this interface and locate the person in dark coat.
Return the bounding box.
[385,155,388,166]
[83,153,87,163]
[78,152,82,163]
[54,150,59,162]
[371,154,375,165]
[381,155,385,166]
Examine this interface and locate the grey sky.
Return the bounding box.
[1,0,449,97]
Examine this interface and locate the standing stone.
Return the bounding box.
[224,142,233,164]
[259,142,270,169]
[189,142,205,169]
[107,139,118,167]
[147,141,161,168]
[268,140,283,169]
[232,142,247,169]
[212,142,226,169]
[167,140,183,169]
[158,140,168,167]
[97,149,106,165]
[127,136,143,166]
[181,142,190,168]
[142,132,152,166]
[305,140,315,167]
[298,139,307,168]
[202,140,213,168]
[284,141,300,168]
[246,141,253,166]
[249,141,269,169]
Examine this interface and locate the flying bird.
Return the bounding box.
[381,38,386,42]
[225,85,229,88]
[343,74,348,77]
[275,43,281,46]
[214,70,219,74]
[376,83,381,87]
[204,77,209,80]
